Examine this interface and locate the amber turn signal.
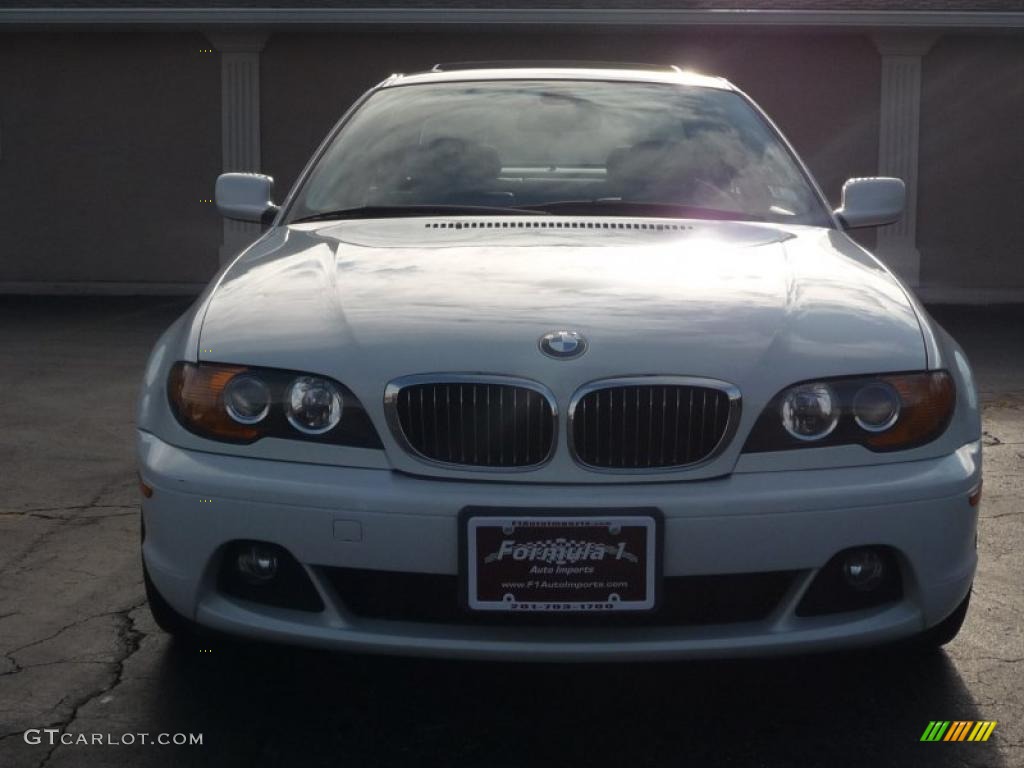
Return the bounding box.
[969,481,983,507]
[167,362,261,442]
[866,372,955,450]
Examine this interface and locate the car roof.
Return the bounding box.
[381,64,734,91]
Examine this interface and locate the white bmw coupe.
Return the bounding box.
[137,64,981,659]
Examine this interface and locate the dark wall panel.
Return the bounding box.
[919,35,1024,291]
[0,31,221,284]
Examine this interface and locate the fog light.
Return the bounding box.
[797,546,901,616]
[218,540,324,612]
[841,549,885,591]
[236,544,279,584]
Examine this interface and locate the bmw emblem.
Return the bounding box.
[539,330,587,360]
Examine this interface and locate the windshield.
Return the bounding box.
[287,80,833,227]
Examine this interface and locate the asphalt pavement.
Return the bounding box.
[0,297,1021,768]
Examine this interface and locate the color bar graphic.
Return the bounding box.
[969,721,998,742]
[921,720,997,742]
[944,721,971,741]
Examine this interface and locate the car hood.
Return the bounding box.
[201,216,924,391]
[198,216,925,480]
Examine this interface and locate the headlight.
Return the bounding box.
[851,381,900,432]
[780,383,839,441]
[224,374,271,425]
[286,376,343,434]
[167,362,380,447]
[744,371,955,453]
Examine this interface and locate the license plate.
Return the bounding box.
[462,509,660,613]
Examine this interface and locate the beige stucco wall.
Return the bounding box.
[918,34,1024,294]
[0,31,221,285]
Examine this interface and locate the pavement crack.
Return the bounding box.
[986,510,1024,520]
[2,659,113,676]
[32,599,147,768]
[1,654,23,676]
[61,567,105,580]
[4,604,140,661]
[0,505,136,521]
[0,478,133,577]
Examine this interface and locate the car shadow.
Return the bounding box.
[145,639,1003,768]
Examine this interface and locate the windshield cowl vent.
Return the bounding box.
[424,219,694,232]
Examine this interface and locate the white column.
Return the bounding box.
[872,32,938,287]
[207,32,269,264]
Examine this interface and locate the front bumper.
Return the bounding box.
[138,430,980,661]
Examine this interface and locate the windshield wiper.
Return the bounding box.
[291,204,546,223]
[518,200,765,222]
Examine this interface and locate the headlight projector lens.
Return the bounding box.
[780,382,839,441]
[286,376,343,434]
[852,382,901,432]
[224,374,271,425]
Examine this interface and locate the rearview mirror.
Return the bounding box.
[834,177,905,229]
[215,173,278,223]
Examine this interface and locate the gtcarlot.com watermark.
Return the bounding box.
[24,729,203,746]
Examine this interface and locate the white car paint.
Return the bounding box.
[137,67,981,659]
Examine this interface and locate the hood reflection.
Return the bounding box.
[203,218,925,398]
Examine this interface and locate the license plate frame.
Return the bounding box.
[459,507,662,614]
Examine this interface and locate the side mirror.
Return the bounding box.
[215,172,279,224]
[834,177,905,229]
